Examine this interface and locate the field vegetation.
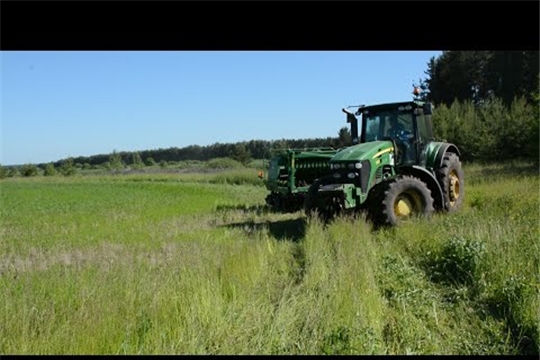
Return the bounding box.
[1,160,538,355]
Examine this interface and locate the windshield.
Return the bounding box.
[362,111,414,142]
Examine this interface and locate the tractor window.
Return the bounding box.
[364,116,381,142]
[417,114,434,142]
[363,111,413,141]
[383,113,413,137]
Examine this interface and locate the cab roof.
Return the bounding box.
[355,101,426,115]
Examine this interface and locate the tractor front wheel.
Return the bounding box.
[378,176,435,226]
[436,153,464,212]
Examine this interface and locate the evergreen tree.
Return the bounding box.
[231,143,252,165]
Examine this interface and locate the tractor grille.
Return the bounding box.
[329,160,370,193]
[359,160,370,193]
[375,166,383,181]
[296,160,331,169]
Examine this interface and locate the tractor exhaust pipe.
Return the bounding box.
[343,108,359,144]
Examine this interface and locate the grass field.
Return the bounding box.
[1,162,538,355]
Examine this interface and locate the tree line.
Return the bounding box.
[51,137,347,169]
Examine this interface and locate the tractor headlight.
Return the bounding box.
[355,162,362,169]
[332,163,341,170]
[333,173,341,179]
[347,172,356,179]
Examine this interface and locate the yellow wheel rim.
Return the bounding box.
[395,197,412,217]
[394,191,422,219]
[449,170,460,206]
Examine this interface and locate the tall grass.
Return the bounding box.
[0,161,538,354]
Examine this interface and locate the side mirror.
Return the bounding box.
[343,109,360,145]
[423,103,433,115]
[345,113,357,124]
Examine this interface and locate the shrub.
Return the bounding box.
[484,275,538,355]
[145,157,156,166]
[421,236,486,286]
[6,167,19,177]
[205,157,244,169]
[61,158,77,176]
[131,152,144,169]
[20,163,39,177]
[109,151,124,171]
[44,163,56,176]
[432,97,538,162]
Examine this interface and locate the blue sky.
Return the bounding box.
[1,51,441,165]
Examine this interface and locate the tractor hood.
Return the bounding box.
[330,141,394,162]
[295,151,337,160]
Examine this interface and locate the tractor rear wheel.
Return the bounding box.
[436,153,464,212]
[378,176,435,226]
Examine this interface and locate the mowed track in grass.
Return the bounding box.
[0,164,538,355]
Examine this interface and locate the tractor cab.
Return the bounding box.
[345,101,435,166]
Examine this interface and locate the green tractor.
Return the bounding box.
[305,99,464,226]
[262,147,339,212]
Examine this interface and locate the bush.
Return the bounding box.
[61,158,77,176]
[131,152,144,169]
[44,163,56,176]
[205,157,244,169]
[20,163,39,177]
[484,275,538,355]
[421,236,486,286]
[6,167,19,177]
[109,151,124,171]
[432,97,538,162]
[145,157,156,166]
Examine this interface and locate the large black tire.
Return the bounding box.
[436,153,464,212]
[377,176,435,226]
[265,192,281,211]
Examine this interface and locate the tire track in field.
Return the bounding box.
[214,206,309,287]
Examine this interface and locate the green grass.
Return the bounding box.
[0,161,538,354]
